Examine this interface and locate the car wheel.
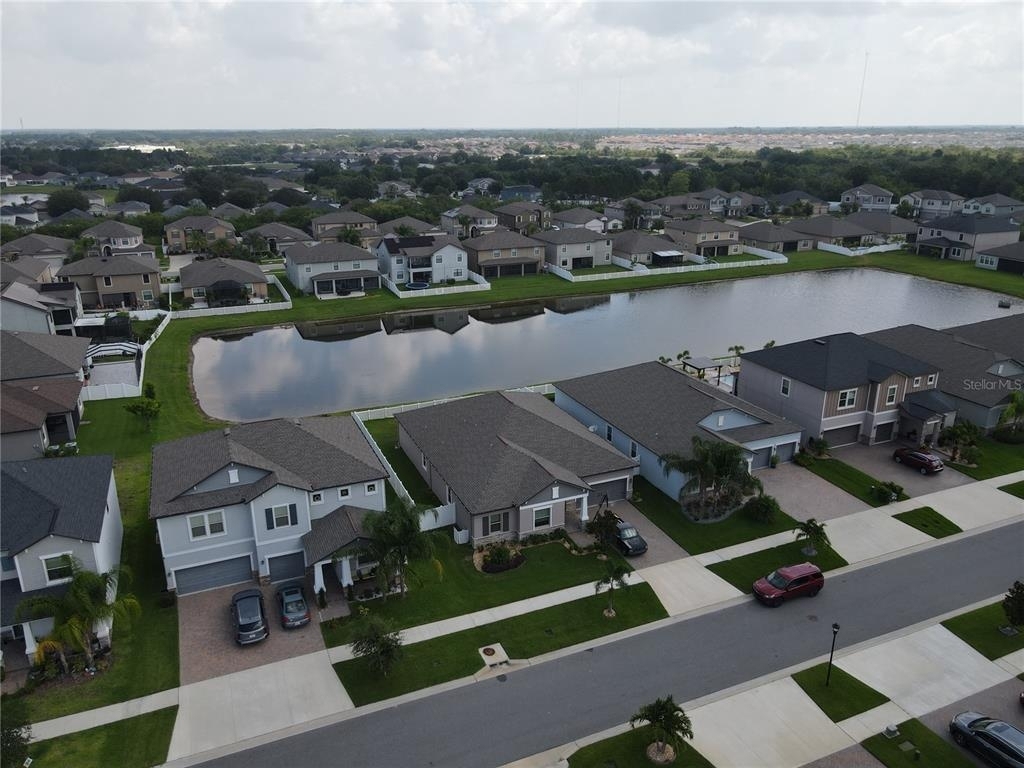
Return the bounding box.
[770,597,783,608]
[808,587,821,597]
[920,467,928,475]
[894,455,902,463]
[952,731,966,746]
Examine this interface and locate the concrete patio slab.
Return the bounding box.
[836,701,912,743]
[836,625,1013,717]
[688,677,853,768]
[757,462,866,522]
[832,442,973,498]
[918,482,1024,530]
[826,508,933,563]
[635,559,742,616]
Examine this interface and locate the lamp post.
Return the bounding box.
[826,622,841,687]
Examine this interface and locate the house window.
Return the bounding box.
[338,486,351,500]
[534,248,539,255]
[188,510,225,540]
[446,486,453,504]
[268,504,294,529]
[561,260,568,267]
[533,507,551,528]
[958,233,964,241]
[561,246,566,253]
[1,555,14,572]
[142,290,154,301]
[952,248,961,258]
[42,554,73,584]
[630,441,638,459]
[605,425,612,441]
[457,254,463,262]
[837,389,857,410]
[142,273,151,284]
[396,272,405,281]
[885,385,898,406]
[482,512,505,536]
[353,262,361,269]
[365,482,378,495]
[228,469,239,484]
[333,264,339,270]
[103,276,112,287]
[454,269,463,277]
[586,244,591,251]
[927,374,936,386]
[311,491,324,505]
[913,377,921,387]
[435,255,442,263]
[193,287,206,298]
[492,250,500,258]
[780,378,791,397]
[305,266,312,272]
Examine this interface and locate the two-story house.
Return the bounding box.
[739,333,942,447]
[2,234,74,273]
[57,253,160,310]
[149,417,389,594]
[242,222,316,256]
[1,375,84,460]
[1,279,82,336]
[440,205,499,238]
[603,198,662,230]
[1,455,123,666]
[962,193,1024,217]
[378,216,441,237]
[551,207,608,233]
[531,229,613,270]
[311,210,378,240]
[210,202,250,221]
[899,189,965,220]
[106,201,151,218]
[163,216,237,254]
[285,241,380,296]
[462,231,545,278]
[913,213,1020,262]
[841,184,893,212]
[79,221,156,261]
[375,234,469,285]
[494,202,551,234]
[663,217,742,258]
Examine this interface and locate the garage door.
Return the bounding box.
[175,556,252,595]
[775,442,797,463]
[590,477,628,502]
[822,424,860,448]
[874,422,896,443]
[268,552,305,583]
[750,446,772,469]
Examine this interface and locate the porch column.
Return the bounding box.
[22,622,37,657]
[65,412,75,441]
[579,492,590,523]
[339,556,354,587]
[313,560,327,594]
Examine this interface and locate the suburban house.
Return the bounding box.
[899,189,965,220]
[2,234,74,272]
[462,231,545,278]
[652,195,707,217]
[552,207,609,233]
[975,241,1024,274]
[786,215,874,247]
[376,181,414,199]
[80,221,156,261]
[440,205,499,238]
[1,205,40,228]
[737,221,814,253]
[257,201,290,216]
[57,253,160,310]
[395,391,639,544]
[163,216,237,255]
[85,193,107,216]
[664,218,742,258]
[1,455,123,666]
[242,222,316,255]
[1,377,84,459]
[739,333,943,448]
[1,280,81,336]
[285,241,381,296]
[499,185,543,202]
[842,210,919,244]
[0,330,89,384]
[1,253,54,285]
[610,230,684,265]
[963,193,1024,217]
[374,234,469,285]
[311,210,377,239]
[913,213,1020,262]
[210,202,250,221]
[734,191,770,217]
[494,202,551,234]
[378,216,440,237]
[554,362,803,502]
[866,315,1024,432]
[603,198,662,230]
[841,184,894,212]
[532,229,613,270]
[106,201,150,218]
[179,258,268,307]
[149,417,389,595]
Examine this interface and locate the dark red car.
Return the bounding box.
[752,562,824,607]
[893,447,944,475]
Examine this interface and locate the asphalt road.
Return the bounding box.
[201,522,1024,768]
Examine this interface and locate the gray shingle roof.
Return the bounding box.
[163,215,235,233]
[552,207,602,225]
[394,391,636,517]
[969,193,1024,207]
[738,221,809,243]
[57,253,159,278]
[610,230,675,255]
[1,455,113,554]
[665,217,737,234]
[313,210,377,227]
[905,189,965,202]
[285,241,371,265]
[494,202,547,216]
[82,220,143,239]
[944,313,1024,361]
[462,231,544,251]
[1,378,83,434]
[379,216,436,235]
[974,241,1024,263]
[1,234,73,258]
[149,416,387,520]
[443,204,494,220]
[843,210,919,235]
[555,361,802,457]
[0,330,89,381]
[530,229,608,245]
[1,579,69,628]
[844,184,893,198]
[923,213,1019,234]
[179,258,267,289]
[770,190,826,206]
[301,505,373,564]
[786,215,875,239]
[242,222,312,240]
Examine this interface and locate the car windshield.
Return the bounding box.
[766,571,789,589]
[284,597,306,614]
[619,527,639,539]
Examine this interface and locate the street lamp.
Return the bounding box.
[826,623,841,687]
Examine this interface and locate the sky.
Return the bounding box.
[2,0,1022,130]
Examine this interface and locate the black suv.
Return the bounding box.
[950,712,1024,767]
[614,518,648,556]
[231,588,269,645]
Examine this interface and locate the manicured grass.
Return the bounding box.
[362,418,441,505]
[706,540,848,593]
[893,506,962,538]
[792,663,889,722]
[334,583,666,705]
[568,725,714,768]
[862,718,973,768]
[941,602,1024,660]
[630,478,798,555]
[952,436,1024,480]
[569,264,631,275]
[711,253,768,263]
[861,250,1024,300]
[28,706,178,768]
[999,480,1024,499]
[801,456,909,507]
[321,535,630,647]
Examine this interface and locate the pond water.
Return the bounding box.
[193,269,1023,421]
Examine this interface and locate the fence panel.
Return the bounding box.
[420,504,456,531]
[351,413,414,507]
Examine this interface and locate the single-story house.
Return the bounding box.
[842,211,919,244]
[551,207,610,233]
[975,241,1024,274]
[737,221,814,253]
[1,234,74,272]
[786,216,875,248]
[242,222,316,255]
[610,230,683,265]
[179,257,268,306]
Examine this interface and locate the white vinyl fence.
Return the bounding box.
[548,253,787,282]
[170,275,292,318]
[382,272,490,299]
[818,242,903,257]
[81,311,173,401]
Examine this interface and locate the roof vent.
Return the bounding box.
[223,427,231,436]
[293,418,301,426]
[813,339,827,345]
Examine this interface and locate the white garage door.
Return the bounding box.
[822,425,860,448]
[268,552,305,583]
[175,556,252,595]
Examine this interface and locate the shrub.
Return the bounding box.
[871,481,903,504]
[993,426,1024,445]
[794,451,815,468]
[742,494,782,524]
[959,444,982,465]
[485,543,512,567]
[1004,581,1024,627]
[808,437,830,457]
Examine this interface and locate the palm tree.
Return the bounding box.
[676,350,690,362]
[15,556,140,669]
[794,518,830,557]
[595,561,630,617]
[629,695,694,761]
[363,501,440,599]
[728,344,745,364]
[661,436,716,516]
[188,229,207,256]
[998,390,1024,434]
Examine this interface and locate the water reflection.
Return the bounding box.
[382,309,470,335]
[469,304,546,324]
[296,318,382,342]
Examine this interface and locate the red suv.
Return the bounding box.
[893,447,944,475]
[753,563,824,607]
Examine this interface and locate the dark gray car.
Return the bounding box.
[950,711,1024,768]
[231,588,269,645]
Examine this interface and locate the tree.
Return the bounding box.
[224,188,258,210]
[728,344,745,363]
[586,506,620,549]
[363,502,438,599]
[662,436,758,519]
[15,555,141,669]
[662,436,716,517]
[676,350,690,362]
[269,187,311,207]
[595,560,630,618]
[665,170,690,195]
[47,188,90,217]
[188,229,208,255]
[998,390,1024,434]
[939,421,981,461]
[0,695,30,768]
[124,397,161,429]
[116,184,164,212]
[624,199,644,230]
[350,613,403,677]
[629,695,694,762]
[895,200,915,219]
[794,518,830,557]
[339,228,362,246]
[1003,580,1024,627]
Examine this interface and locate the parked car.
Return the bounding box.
[949,711,1024,767]
[276,583,311,629]
[892,447,944,474]
[613,517,648,556]
[230,588,269,645]
[752,562,824,607]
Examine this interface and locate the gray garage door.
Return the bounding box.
[175,556,252,595]
[590,478,628,502]
[822,424,861,447]
[268,552,305,583]
[775,442,798,463]
[874,421,896,443]
[750,446,772,469]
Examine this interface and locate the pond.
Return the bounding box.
[193,269,1023,421]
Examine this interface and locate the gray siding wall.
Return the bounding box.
[93,472,123,576]
[823,384,870,418]
[0,429,46,461]
[738,361,826,440]
[951,396,1004,431]
[0,300,53,334]
[184,464,268,495]
[16,536,97,592]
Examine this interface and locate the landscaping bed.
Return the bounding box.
[941,602,1024,660]
[792,663,889,722]
[893,506,962,538]
[706,540,848,593]
[949,436,1024,480]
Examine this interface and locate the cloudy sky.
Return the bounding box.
[2,1,1021,130]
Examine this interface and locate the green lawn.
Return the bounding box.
[567,725,714,768]
[792,663,889,722]
[952,437,1024,480]
[570,264,632,275]
[27,706,177,768]
[706,540,848,593]
[630,478,798,555]
[334,583,666,705]
[893,506,962,538]
[861,250,1024,300]
[362,418,440,505]
[862,718,974,768]
[941,602,1024,660]
[801,457,909,506]
[321,536,629,647]
[711,253,768,263]
[999,480,1024,499]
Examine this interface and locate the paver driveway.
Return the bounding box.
[832,442,973,497]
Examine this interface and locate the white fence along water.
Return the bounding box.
[169,274,292,318]
[81,311,173,401]
[548,253,787,282]
[818,242,903,257]
[382,272,491,299]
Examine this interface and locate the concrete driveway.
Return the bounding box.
[608,499,690,566]
[177,582,325,685]
[757,462,866,522]
[832,442,973,498]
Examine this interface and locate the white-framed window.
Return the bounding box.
[534,507,551,528]
[951,248,961,258]
[396,257,403,265]
[266,504,294,529]
[511,249,518,257]
[885,385,898,406]
[103,276,112,287]
[534,247,540,255]
[188,510,225,540]
[396,272,405,281]
[435,255,442,263]
[311,491,324,505]
[586,244,591,251]
[605,425,612,441]
[492,250,500,257]
[630,441,638,459]
[560,246,566,253]
[838,389,857,410]
[365,481,378,495]
[338,486,351,500]
[482,512,505,536]
[561,260,568,267]
[42,553,73,584]
[780,377,791,397]
[305,266,312,272]
[193,287,206,298]
[454,269,463,277]
[142,273,151,284]
[446,486,453,504]
[353,262,361,269]
[927,374,936,385]
[142,290,154,301]
[456,254,463,262]
[913,376,921,387]
[958,233,964,241]
[228,469,239,484]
